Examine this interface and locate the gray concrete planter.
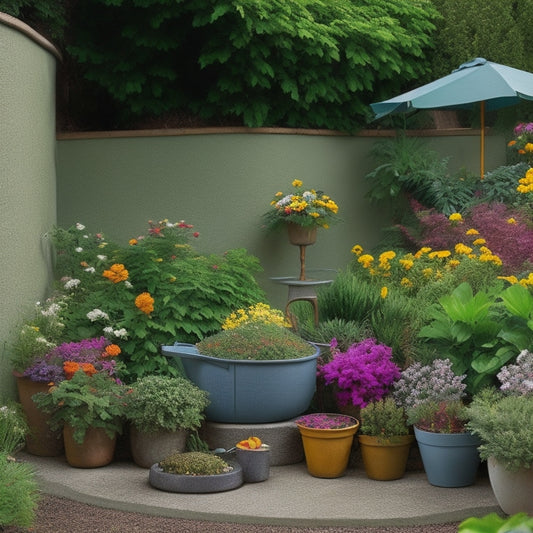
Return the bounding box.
[148,461,243,493]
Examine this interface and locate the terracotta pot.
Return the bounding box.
[287,223,317,246]
[358,434,415,481]
[15,374,63,457]
[63,424,116,468]
[130,426,188,468]
[296,416,359,478]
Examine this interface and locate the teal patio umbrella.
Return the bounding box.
[371,58,533,177]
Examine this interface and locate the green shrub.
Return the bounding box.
[359,398,410,439]
[0,402,28,455]
[64,0,438,130]
[0,453,39,529]
[159,451,230,475]
[126,375,209,433]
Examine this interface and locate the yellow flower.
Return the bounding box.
[449,213,463,222]
[422,268,433,278]
[292,179,303,188]
[129,238,138,246]
[399,258,414,270]
[400,277,413,287]
[380,286,388,299]
[454,243,473,255]
[448,259,460,268]
[275,191,283,197]
[135,292,154,315]
[466,228,479,235]
[525,143,533,152]
[472,238,486,246]
[428,250,451,260]
[498,275,518,285]
[507,218,517,225]
[358,254,374,268]
[414,247,431,258]
[379,251,396,264]
[351,245,363,256]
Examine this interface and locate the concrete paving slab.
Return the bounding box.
[20,453,500,528]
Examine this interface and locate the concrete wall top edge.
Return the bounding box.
[0,11,61,60]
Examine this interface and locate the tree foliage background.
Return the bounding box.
[2,0,533,131]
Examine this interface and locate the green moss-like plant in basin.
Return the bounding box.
[197,322,315,361]
[159,452,231,476]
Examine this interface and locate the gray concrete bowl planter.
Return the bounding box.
[148,461,243,493]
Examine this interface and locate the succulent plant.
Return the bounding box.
[159,452,231,476]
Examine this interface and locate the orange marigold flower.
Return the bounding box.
[104,344,121,357]
[102,263,129,283]
[63,361,80,379]
[81,363,97,376]
[129,238,138,245]
[135,292,155,315]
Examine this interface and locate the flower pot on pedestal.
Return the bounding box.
[235,445,271,483]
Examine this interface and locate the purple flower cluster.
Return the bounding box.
[23,336,113,383]
[514,122,533,136]
[319,338,400,409]
[392,358,466,410]
[497,350,533,396]
[295,413,357,429]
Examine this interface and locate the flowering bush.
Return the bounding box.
[319,338,400,409]
[33,370,127,444]
[22,337,123,383]
[497,350,533,396]
[294,413,357,429]
[263,179,339,230]
[508,122,533,165]
[221,303,290,330]
[49,219,265,381]
[392,358,466,410]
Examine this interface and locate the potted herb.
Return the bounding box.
[125,375,209,468]
[162,304,320,424]
[467,351,533,515]
[149,451,243,493]
[294,413,359,478]
[33,370,127,468]
[318,338,401,418]
[396,358,480,487]
[358,398,414,480]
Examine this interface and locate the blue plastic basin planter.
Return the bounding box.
[414,426,481,488]
[161,342,320,424]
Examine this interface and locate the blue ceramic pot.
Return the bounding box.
[414,426,481,487]
[161,342,320,423]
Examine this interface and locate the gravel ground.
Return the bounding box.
[2,494,461,533]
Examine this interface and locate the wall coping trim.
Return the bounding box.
[57,126,487,141]
[0,11,61,60]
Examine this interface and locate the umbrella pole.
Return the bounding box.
[480,100,485,179]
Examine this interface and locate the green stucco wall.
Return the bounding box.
[56,130,506,310]
[0,14,58,399]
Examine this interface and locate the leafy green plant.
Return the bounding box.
[467,388,533,472]
[359,398,410,439]
[64,0,438,130]
[159,451,231,475]
[51,219,265,381]
[407,400,468,433]
[33,370,127,444]
[498,283,533,353]
[479,162,531,205]
[197,322,315,361]
[125,375,209,433]
[0,402,28,455]
[459,512,533,533]
[418,282,513,396]
[0,453,39,529]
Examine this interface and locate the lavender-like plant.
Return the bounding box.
[497,350,533,396]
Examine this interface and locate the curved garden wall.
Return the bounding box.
[56,128,505,308]
[0,13,59,398]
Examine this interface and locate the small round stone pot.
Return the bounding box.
[235,445,271,483]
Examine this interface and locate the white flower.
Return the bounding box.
[97,255,107,261]
[125,281,133,289]
[113,328,128,339]
[64,278,81,289]
[83,235,89,239]
[41,303,61,317]
[84,267,96,274]
[87,309,109,322]
[75,247,83,253]
[76,223,85,230]
[103,326,114,335]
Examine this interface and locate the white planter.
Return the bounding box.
[488,456,533,515]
